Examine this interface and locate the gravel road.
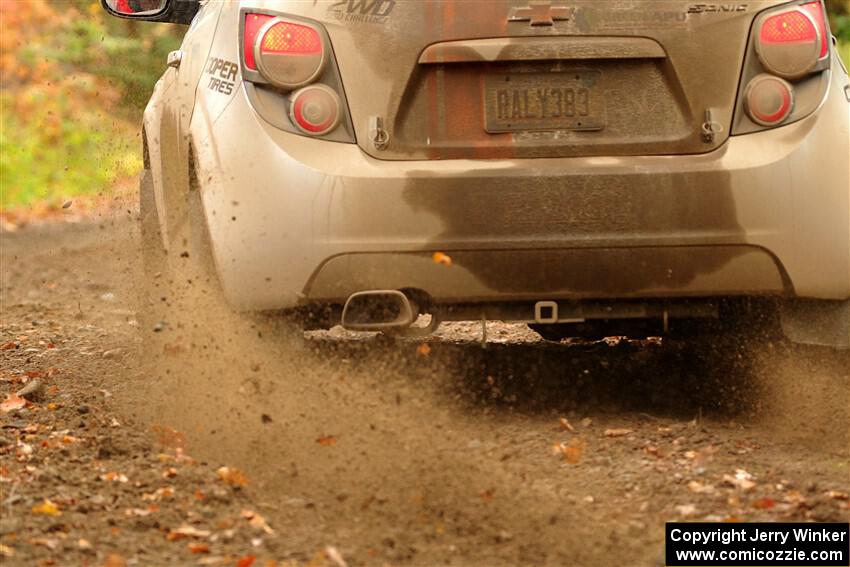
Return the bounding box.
[1,215,848,566]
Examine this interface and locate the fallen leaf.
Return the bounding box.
[559,418,575,432]
[166,525,211,541]
[194,489,205,501]
[188,542,210,554]
[316,435,337,447]
[101,554,126,567]
[604,428,633,438]
[1,394,26,413]
[236,556,257,567]
[752,497,775,510]
[644,445,663,458]
[553,438,586,464]
[78,539,92,550]
[30,538,59,552]
[479,488,495,502]
[0,544,14,557]
[241,509,275,535]
[162,467,178,479]
[676,504,698,517]
[825,490,849,501]
[99,472,129,483]
[325,546,349,567]
[416,343,431,357]
[687,481,715,494]
[723,469,756,491]
[142,486,174,501]
[31,499,61,516]
[124,507,155,517]
[431,252,452,267]
[216,466,248,487]
[580,417,593,428]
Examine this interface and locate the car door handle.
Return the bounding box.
[167,50,183,69]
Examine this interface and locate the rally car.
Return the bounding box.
[103,0,850,346]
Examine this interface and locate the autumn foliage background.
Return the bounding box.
[0,0,848,213]
[0,0,183,212]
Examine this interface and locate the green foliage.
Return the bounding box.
[38,8,183,111]
[0,1,182,210]
[0,92,141,209]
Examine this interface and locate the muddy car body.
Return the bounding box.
[103,0,850,346]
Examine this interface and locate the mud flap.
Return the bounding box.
[780,299,850,349]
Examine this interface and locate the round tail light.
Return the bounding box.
[744,74,794,127]
[254,19,326,90]
[289,85,342,135]
[756,8,822,79]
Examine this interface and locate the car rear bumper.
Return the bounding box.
[190,70,850,312]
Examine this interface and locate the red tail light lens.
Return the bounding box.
[248,17,327,90]
[289,85,341,135]
[745,75,794,126]
[800,1,829,59]
[760,10,818,44]
[244,13,274,71]
[756,7,823,79]
[260,21,322,55]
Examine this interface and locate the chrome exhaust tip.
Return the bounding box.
[341,290,416,331]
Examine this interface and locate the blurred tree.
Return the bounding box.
[826,0,850,41]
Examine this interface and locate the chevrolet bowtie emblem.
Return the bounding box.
[508,1,572,26]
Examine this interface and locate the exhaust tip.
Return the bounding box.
[341,290,416,331]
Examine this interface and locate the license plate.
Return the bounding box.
[484,71,604,133]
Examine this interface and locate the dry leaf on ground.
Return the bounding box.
[316,435,337,447]
[1,393,26,413]
[188,542,210,554]
[553,438,587,464]
[559,418,575,432]
[723,469,756,491]
[687,481,715,494]
[604,428,633,438]
[325,546,349,567]
[99,472,129,483]
[31,499,61,516]
[216,466,248,487]
[241,509,275,535]
[166,525,211,541]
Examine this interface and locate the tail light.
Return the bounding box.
[756,5,825,79]
[240,10,353,141]
[254,19,327,89]
[744,75,794,126]
[289,85,341,135]
[735,0,831,133]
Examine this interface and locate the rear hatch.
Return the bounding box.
[280,0,791,159]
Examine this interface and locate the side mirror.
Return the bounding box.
[101,0,199,25]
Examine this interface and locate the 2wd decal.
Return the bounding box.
[205,57,238,95]
[327,0,396,24]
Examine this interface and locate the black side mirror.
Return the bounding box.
[101,0,199,25]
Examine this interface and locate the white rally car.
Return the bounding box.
[103,0,850,346]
